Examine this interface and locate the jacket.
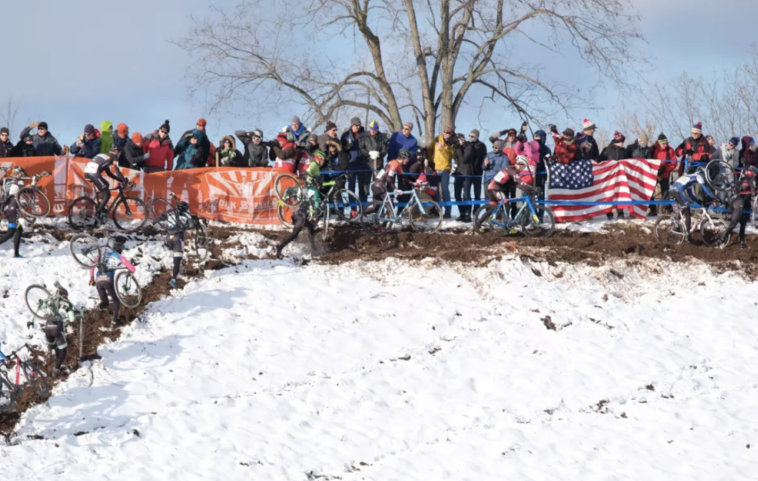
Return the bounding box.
[471,140,487,175]
[387,131,418,160]
[19,126,63,156]
[175,130,207,169]
[483,151,510,181]
[3,196,19,225]
[428,134,456,171]
[111,131,131,167]
[70,135,102,159]
[323,139,349,173]
[341,127,366,168]
[143,131,175,170]
[285,124,311,145]
[575,134,599,161]
[712,143,740,169]
[11,140,36,157]
[552,134,578,164]
[650,143,678,179]
[124,139,147,169]
[454,141,478,176]
[626,141,651,159]
[359,131,389,167]
[99,121,114,154]
[599,143,627,161]
[515,140,541,169]
[218,135,245,167]
[235,130,270,167]
[740,137,758,168]
[0,139,13,158]
[675,136,711,163]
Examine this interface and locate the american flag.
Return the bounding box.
[546,159,662,222]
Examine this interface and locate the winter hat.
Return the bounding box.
[613,131,625,143]
[403,122,414,130]
[159,120,170,133]
[23,135,33,142]
[534,129,547,141]
[506,128,517,136]
[84,124,95,134]
[582,119,595,131]
[132,132,143,143]
[657,133,668,144]
[196,118,207,127]
[117,123,129,135]
[691,122,702,134]
[563,128,575,138]
[325,121,337,132]
[38,122,48,130]
[186,132,197,140]
[443,125,455,134]
[729,136,740,147]
[493,140,504,150]
[638,133,649,144]
[368,120,379,131]
[0,127,8,135]
[456,133,465,141]
[350,117,361,126]
[290,116,301,124]
[252,129,263,139]
[469,129,480,140]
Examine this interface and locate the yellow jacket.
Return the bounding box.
[427,134,455,171]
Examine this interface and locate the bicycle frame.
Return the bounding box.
[373,188,432,223]
[486,195,540,230]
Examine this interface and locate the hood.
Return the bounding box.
[534,130,547,146]
[192,129,205,141]
[100,121,113,134]
[221,135,236,151]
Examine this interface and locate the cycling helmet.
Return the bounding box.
[7,184,19,197]
[398,148,411,159]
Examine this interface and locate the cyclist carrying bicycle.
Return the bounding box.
[167,216,186,289]
[719,167,756,249]
[671,167,716,237]
[28,284,77,377]
[1,183,23,258]
[88,236,135,328]
[83,145,127,222]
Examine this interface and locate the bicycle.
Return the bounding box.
[150,192,210,262]
[68,180,148,232]
[472,193,556,237]
[0,166,52,218]
[654,203,728,247]
[0,343,50,413]
[69,234,142,308]
[274,172,362,224]
[276,183,332,241]
[363,186,443,234]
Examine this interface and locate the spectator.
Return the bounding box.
[70,124,102,159]
[269,131,298,173]
[483,140,510,181]
[487,127,516,146]
[515,125,541,174]
[712,137,740,169]
[387,122,418,161]
[111,123,131,167]
[533,128,551,187]
[359,120,389,175]
[174,132,205,170]
[468,130,488,202]
[194,118,212,162]
[11,134,36,157]
[19,122,62,156]
[218,135,245,167]
[626,133,651,159]
[235,129,271,167]
[649,133,677,216]
[341,117,368,203]
[316,121,339,151]
[285,116,311,147]
[675,122,711,174]
[427,125,457,219]
[453,133,476,222]
[100,121,114,154]
[142,120,174,172]
[0,127,12,158]
[599,131,628,161]
[575,119,600,161]
[550,126,577,165]
[740,137,758,168]
[706,135,716,155]
[124,132,148,170]
[323,139,349,177]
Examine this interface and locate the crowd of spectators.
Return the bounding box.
[1,116,755,221]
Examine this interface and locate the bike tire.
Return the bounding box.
[186,223,211,262]
[112,197,148,232]
[332,189,362,222]
[114,270,142,308]
[752,196,758,230]
[364,200,394,235]
[472,205,496,235]
[17,187,51,218]
[700,217,729,248]
[151,198,176,232]
[521,206,556,238]
[22,361,49,397]
[274,173,304,207]
[68,196,99,229]
[407,198,443,233]
[654,215,686,245]
[322,202,330,242]
[704,160,736,193]
[25,284,54,320]
[70,234,102,268]
[277,203,294,228]
[0,374,16,413]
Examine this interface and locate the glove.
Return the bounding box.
[520,121,528,132]
[549,124,558,134]
[685,148,694,156]
[143,152,150,160]
[89,277,95,286]
[63,145,70,154]
[369,150,379,160]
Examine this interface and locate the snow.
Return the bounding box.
[2,231,758,480]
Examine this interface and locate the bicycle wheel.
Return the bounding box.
[277,203,294,228]
[332,189,362,222]
[68,196,98,229]
[22,361,49,397]
[112,197,148,232]
[70,234,102,268]
[17,187,51,218]
[654,215,686,245]
[521,206,556,238]
[274,173,304,207]
[114,270,142,308]
[151,198,176,232]
[322,203,330,242]
[472,205,496,235]
[0,375,16,413]
[701,216,729,248]
[407,198,443,233]
[364,200,394,235]
[705,160,735,192]
[186,223,211,262]
[25,284,54,320]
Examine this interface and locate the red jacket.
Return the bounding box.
[143,131,175,170]
[650,144,678,179]
[552,133,577,164]
[675,136,711,166]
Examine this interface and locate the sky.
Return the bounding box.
[1,0,757,147]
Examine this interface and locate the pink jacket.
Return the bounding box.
[515,140,540,168]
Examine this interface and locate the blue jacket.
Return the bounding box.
[70,137,102,159]
[94,252,125,280]
[387,131,418,161]
[175,130,206,170]
[483,151,509,182]
[341,128,365,168]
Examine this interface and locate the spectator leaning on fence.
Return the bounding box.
[428,125,457,219]
[387,122,418,161]
[142,120,174,172]
[12,134,36,157]
[124,132,148,170]
[575,119,599,161]
[111,123,131,167]
[218,135,244,167]
[359,120,389,175]
[712,137,740,169]
[235,129,271,167]
[675,122,711,174]
[649,133,677,216]
[468,129,487,201]
[740,137,758,168]
[19,121,62,157]
[0,127,12,158]
[70,124,102,159]
[550,126,577,165]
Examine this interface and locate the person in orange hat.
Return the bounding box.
[124,132,149,169]
[195,118,211,163]
[111,123,131,167]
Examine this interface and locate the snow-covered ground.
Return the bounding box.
[1,230,758,480]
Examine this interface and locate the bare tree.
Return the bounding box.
[178,0,643,146]
[0,97,20,137]
[614,109,657,145]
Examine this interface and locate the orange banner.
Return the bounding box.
[2,156,282,225]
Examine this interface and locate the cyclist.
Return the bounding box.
[275,152,327,259]
[83,145,127,222]
[28,283,77,377]
[0,183,23,258]
[167,227,185,289]
[363,148,412,216]
[719,167,756,249]
[486,159,538,205]
[88,236,135,328]
[671,167,716,238]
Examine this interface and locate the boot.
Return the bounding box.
[606,213,614,220]
[169,278,178,289]
[718,235,729,248]
[741,240,748,249]
[275,245,284,260]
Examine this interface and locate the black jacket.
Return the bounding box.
[124,139,146,169]
[112,133,130,167]
[19,126,63,156]
[575,134,600,161]
[3,196,19,224]
[11,140,36,157]
[0,140,14,158]
[359,132,389,164]
[626,141,651,159]
[454,141,477,176]
[599,144,627,161]
[235,131,271,167]
[471,140,488,175]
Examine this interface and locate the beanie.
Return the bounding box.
[638,133,649,144]
[132,132,143,143]
[534,129,547,141]
[582,119,595,131]
[117,123,129,135]
[197,118,207,127]
[291,115,301,124]
[563,128,575,137]
[729,136,740,147]
[493,140,504,150]
[38,122,48,130]
[160,120,170,133]
[350,117,361,126]
[691,122,702,134]
[657,133,668,143]
[368,120,379,131]
[325,121,337,132]
[84,124,95,134]
[0,127,8,135]
[469,129,480,140]
[443,125,455,134]
[403,122,414,130]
